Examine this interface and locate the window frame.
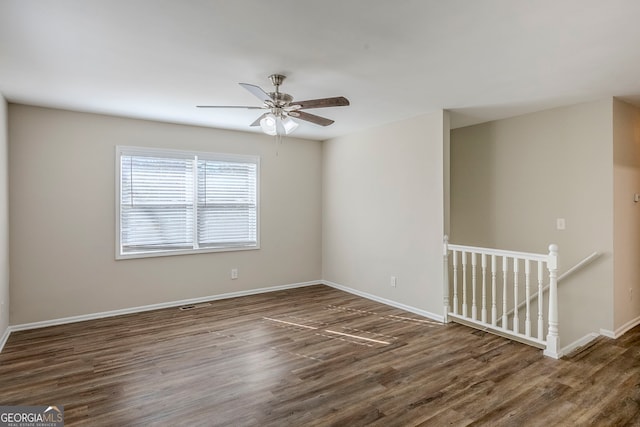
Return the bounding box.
[115,146,260,260]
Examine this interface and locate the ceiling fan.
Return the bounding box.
[197,74,350,136]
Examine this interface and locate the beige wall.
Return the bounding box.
[0,97,8,338]
[451,99,615,346]
[8,105,322,324]
[613,99,640,331]
[322,111,448,317]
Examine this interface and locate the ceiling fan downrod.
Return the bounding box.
[268,74,293,106]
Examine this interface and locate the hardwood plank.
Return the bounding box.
[1,284,640,426]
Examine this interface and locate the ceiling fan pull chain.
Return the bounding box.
[275,133,280,157]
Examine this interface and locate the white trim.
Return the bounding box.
[560,333,599,356]
[557,252,599,282]
[599,328,616,339]
[115,145,261,260]
[3,281,446,352]
[447,312,547,348]
[0,278,618,362]
[0,326,10,353]
[614,315,640,337]
[447,243,548,262]
[116,245,259,260]
[322,280,444,323]
[599,314,640,340]
[542,348,562,359]
[10,281,320,332]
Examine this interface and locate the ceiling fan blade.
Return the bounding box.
[239,83,273,103]
[293,96,350,110]
[196,105,264,109]
[294,111,335,126]
[250,113,268,127]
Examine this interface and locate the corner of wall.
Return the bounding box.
[321,111,447,315]
[7,105,322,325]
[450,99,615,345]
[443,110,451,237]
[612,97,640,333]
[0,95,9,351]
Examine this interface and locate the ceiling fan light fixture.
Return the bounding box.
[259,113,299,136]
[260,113,278,136]
[281,116,299,134]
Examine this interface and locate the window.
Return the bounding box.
[116,146,259,259]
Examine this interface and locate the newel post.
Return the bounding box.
[543,244,561,358]
[443,235,451,323]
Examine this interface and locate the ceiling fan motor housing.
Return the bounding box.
[268,92,293,106]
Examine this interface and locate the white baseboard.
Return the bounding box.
[605,314,640,339]
[6,278,625,361]
[599,315,640,339]
[322,280,444,323]
[599,328,616,339]
[3,280,443,353]
[10,280,321,333]
[0,326,10,353]
[560,333,600,356]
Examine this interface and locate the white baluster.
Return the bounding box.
[481,254,487,323]
[537,261,544,340]
[491,255,497,326]
[452,250,458,315]
[544,244,560,358]
[502,256,508,328]
[513,258,519,334]
[471,252,477,320]
[462,251,468,318]
[525,259,531,337]
[443,236,450,323]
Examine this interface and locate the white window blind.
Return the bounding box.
[197,159,257,248]
[116,147,259,259]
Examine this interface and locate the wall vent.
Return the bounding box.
[179,303,212,311]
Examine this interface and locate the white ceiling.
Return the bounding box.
[2,0,640,140]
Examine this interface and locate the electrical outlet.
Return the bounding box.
[556,218,566,230]
[390,276,397,287]
[231,268,238,280]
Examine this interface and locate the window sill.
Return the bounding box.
[116,245,260,260]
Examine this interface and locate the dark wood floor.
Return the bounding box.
[1,285,639,426]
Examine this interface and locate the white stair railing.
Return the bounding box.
[443,236,560,358]
[505,251,599,318]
